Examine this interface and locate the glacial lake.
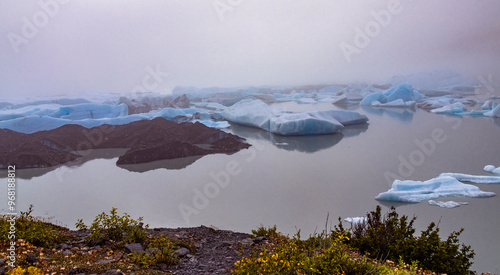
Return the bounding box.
[2,102,500,273]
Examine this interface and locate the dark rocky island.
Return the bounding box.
[0,118,250,169]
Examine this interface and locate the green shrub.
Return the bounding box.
[130,235,180,267]
[0,205,70,248]
[77,207,148,244]
[234,226,411,275]
[336,206,475,275]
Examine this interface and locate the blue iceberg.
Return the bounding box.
[376,176,495,203]
[221,99,368,136]
[360,83,422,107]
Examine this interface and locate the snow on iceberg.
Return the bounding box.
[221,99,368,136]
[440,173,500,184]
[376,176,495,203]
[360,83,422,107]
[428,200,468,208]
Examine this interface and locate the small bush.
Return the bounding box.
[78,207,148,244]
[0,205,70,248]
[234,226,408,275]
[130,235,180,268]
[336,206,475,275]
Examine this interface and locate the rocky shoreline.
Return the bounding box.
[0,225,266,275]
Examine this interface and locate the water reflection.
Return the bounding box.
[361,106,415,123]
[229,123,368,153]
[0,149,127,180]
[118,156,203,173]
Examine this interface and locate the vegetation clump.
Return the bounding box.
[75,207,148,244]
[335,206,475,275]
[0,205,70,248]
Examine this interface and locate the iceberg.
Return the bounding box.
[428,200,468,208]
[221,99,368,136]
[360,83,421,107]
[0,114,151,134]
[484,165,500,175]
[376,176,495,203]
[484,104,500,117]
[0,103,128,121]
[440,173,500,184]
[344,217,367,224]
[430,102,467,114]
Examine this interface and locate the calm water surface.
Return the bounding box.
[2,102,500,272]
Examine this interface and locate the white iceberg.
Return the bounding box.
[360,83,422,107]
[376,176,495,203]
[221,99,368,136]
[484,104,500,117]
[440,173,500,184]
[484,165,500,175]
[430,102,467,114]
[428,200,468,208]
[344,217,367,224]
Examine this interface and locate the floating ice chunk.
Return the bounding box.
[430,102,467,114]
[48,103,128,120]
[484,104,500,117]
[428,200,468,208]
[360,83,419,107]
[344,217,367,224]
[0,114,152,134]
[331,95,348,105]
[0,103,128,121]
[269,112,343,135]
[221,99,367,136]
[0,104,61,121]
[440,173,500,184]
[221,99,278,131]
[376,176,495,203]
[484,165,496,172]
[371,99,416,108]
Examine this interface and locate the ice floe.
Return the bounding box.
[221,99,368,136]
[430,102,467,114]
[376,176,495,203]
[484,104,500,117]
[360,83,422,107]
[440,173,500,184]
[428,200,469,208]
[484,165,500,174]
[344,217,367,224]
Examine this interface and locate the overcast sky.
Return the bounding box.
[1,0,499,97]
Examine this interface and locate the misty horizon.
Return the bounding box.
[1,1,500,97]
